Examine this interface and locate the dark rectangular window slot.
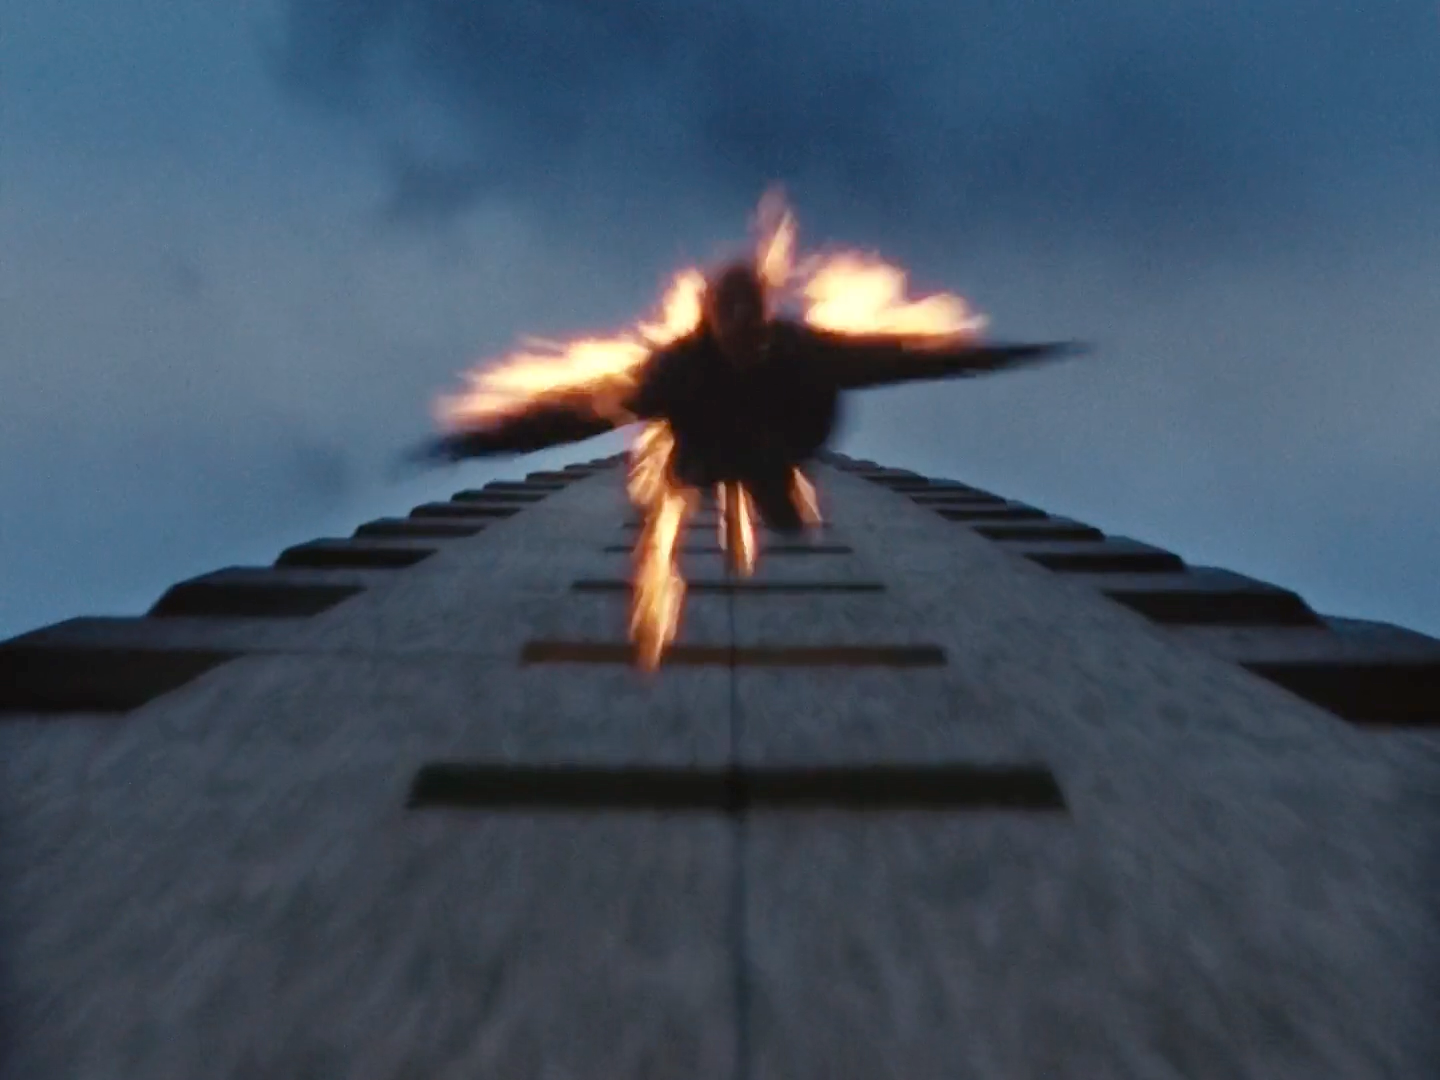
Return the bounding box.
[571,579,884,594]
[486,486,561,497]
[1024,549,1183,573]
[486,481,567,494]
[354,518,485,539]
[1107,588,1320,627]
[938,507,1049,522]
[521,642,946,667]
[923,500,1012,513]
[275,541,436,570]
[148,580,362,618]
[600,544,854,555]
[409,502,522,520]
[1241,660,1440,727]
[911,494,1002,505]
[407,763,1065,813]
[921,479,975,489]
[972,522,1104,542]
[453,489,548,504]
[0,645,240,714]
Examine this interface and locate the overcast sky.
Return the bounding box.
[2,0,1437,640]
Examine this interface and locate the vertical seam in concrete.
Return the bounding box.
[725,545,753,1080]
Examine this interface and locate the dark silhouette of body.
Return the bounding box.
[418,264,1080,531]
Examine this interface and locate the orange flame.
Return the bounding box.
[716,482,758,578]
[435,190,984,669]
[436,270,706,430]
[798,254,987,339]
[791,468,823,529]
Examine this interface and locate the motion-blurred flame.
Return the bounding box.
[436,189,984,669]
[791,469,823,529]
[716,482,758,578]
[627,424,694,671]
[800,254,987,339]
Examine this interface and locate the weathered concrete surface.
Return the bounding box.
[0,464,738,1078]
[1,724,735,1077]
[676,545,887,586]
[3,459,1439,1079]
[735,467,1440,1079]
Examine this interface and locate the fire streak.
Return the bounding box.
[436,191,985,670]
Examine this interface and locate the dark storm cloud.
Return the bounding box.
[273,0,1440,246]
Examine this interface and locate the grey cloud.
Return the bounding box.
[166,258,208,300]
[273,434,359,506]
[5,0,1439,649]
[273,1,1440,247]
[0,160,579,639]
[382,154,491,226]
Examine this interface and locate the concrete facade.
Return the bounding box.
[2,452,1438,1078]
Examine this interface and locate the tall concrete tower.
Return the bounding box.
[2,452,1436,1078]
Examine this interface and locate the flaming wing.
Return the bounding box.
[413,270,709,467]
[414,396,625,462]
[410,342,659,464]
[808,331,1085,392]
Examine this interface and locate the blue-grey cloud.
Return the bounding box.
[2,0,1438,647]
[272,1,1440,251]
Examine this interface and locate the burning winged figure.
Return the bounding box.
[412,193,1082,669]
